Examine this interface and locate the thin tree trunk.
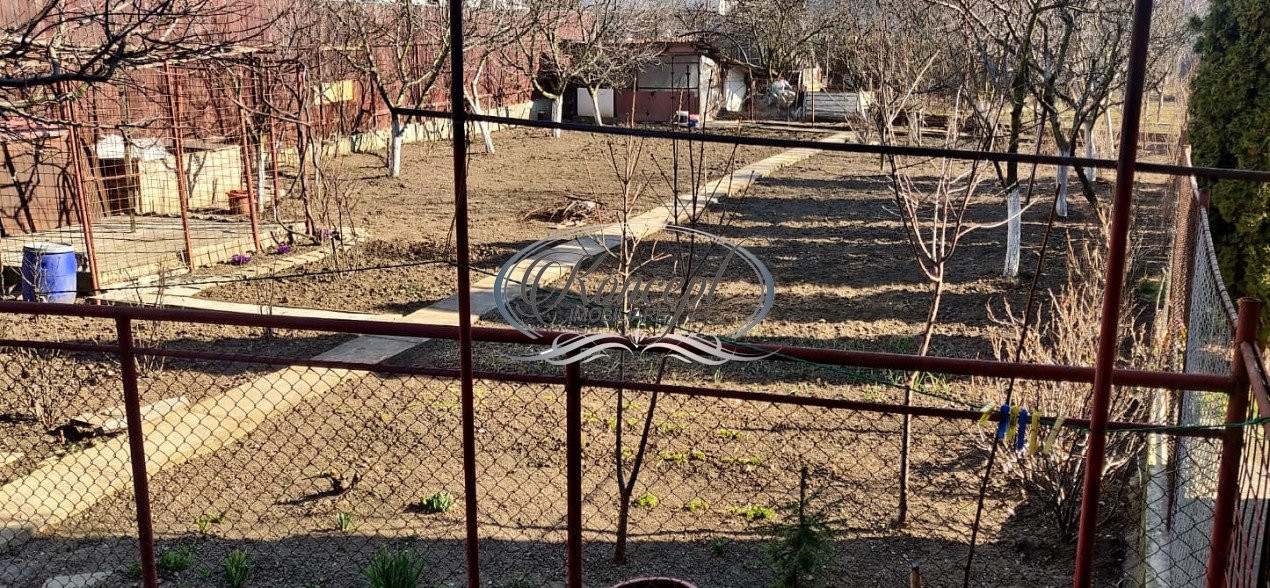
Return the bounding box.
[1004,186,1021,276]
[1083,118,1096,183]
[897,274,945,526]
[1056,148,1070,218]
[588,86,605,127]
[551,95,563,139]
[388,112,403,177]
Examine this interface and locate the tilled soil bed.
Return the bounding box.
[196,126,796,314]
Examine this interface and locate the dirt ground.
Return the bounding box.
[0,127,1175,587]
[198,126,794,314]
[1,373,1131,587]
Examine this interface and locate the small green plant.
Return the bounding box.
[708,537,731,556]
[685,498,710,513]
[198,567,212,579]
[336,510,356,533]
[764,466,838,588]
[655,420,684,435]
[196,511,225,535]
[156,544,194,573]
[363,547,426,588]
[633,492,659,509]
[419,491,455,514]
[733,504,776,521]
[715,428,746,441]
[126,561,142,578]
[224,549,251,588]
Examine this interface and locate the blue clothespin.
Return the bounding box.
[1016,409,1030,452]
[995,403,1011,440]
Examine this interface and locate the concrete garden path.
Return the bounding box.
[0,132,854,558]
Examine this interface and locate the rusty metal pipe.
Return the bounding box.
[116,317,158,588]
[0,301,1234,393]
[1205,298,1260,587]
[1071,0,1156,584]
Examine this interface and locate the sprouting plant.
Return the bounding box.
[336,510,356,533]
[763,467,838,588]
[224,549,251,588]
[363,547,426,588]
[419,491,455,514]
[197,567,212,579]
[655,421,685,434]
[156,544,195,572]
[686,498,710,513]
[196,511,225,535]
[633,492,659,509]
[733,504,776,521]
[715,428,747,441]
[658,449,706,464]
[708,537,731,556]
[126,561,142,578]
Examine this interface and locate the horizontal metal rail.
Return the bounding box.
[391,107,1270,184]
[578,377,1224,438]
[0,301,1232,392]
[0,329,1219,438]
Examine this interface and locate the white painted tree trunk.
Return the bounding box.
[1004,187,1021,277]
[1083,118,1096,183]
[467,94,495,155]
[388,114,404,178]
[588,87,604,127]
[1105,107,1115,155]
[257,137,267,212]
[551,95,563,139]
[1056,148,1070,218]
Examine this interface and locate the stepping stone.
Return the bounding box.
[42,572,111,588]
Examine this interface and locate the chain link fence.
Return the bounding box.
[1131,145,1270,587]
[0,307,1252,587]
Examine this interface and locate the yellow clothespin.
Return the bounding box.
[1027,414,1042,455]
[1006,404,1021,443]
[978,403,995,425]
[1043,416,1067,455]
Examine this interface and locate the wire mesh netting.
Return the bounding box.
[1134,145,1270,588]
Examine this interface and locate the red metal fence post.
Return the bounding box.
[116,316,158,588]
[1206,298,1260,587]
[448,2,480,587]
[237,92,262,251]
[164,63,197,270]
[58,85,102,291]
[565,362,583,588]
[1071,0,1156,585]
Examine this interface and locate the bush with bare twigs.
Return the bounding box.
[985,218,1175,541]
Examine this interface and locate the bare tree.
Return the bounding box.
[707,0,844,81]
[512,0,660,137]
[882,92,999,525]
[319,0,456,177]
[0,0,265,92]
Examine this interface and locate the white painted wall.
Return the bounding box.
[723,68,747,112]
[576,88,615,120]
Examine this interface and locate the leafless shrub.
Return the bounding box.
[12,347,79,431]
[985,216,1172,541]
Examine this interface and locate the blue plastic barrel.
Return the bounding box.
[21,242,78,303]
